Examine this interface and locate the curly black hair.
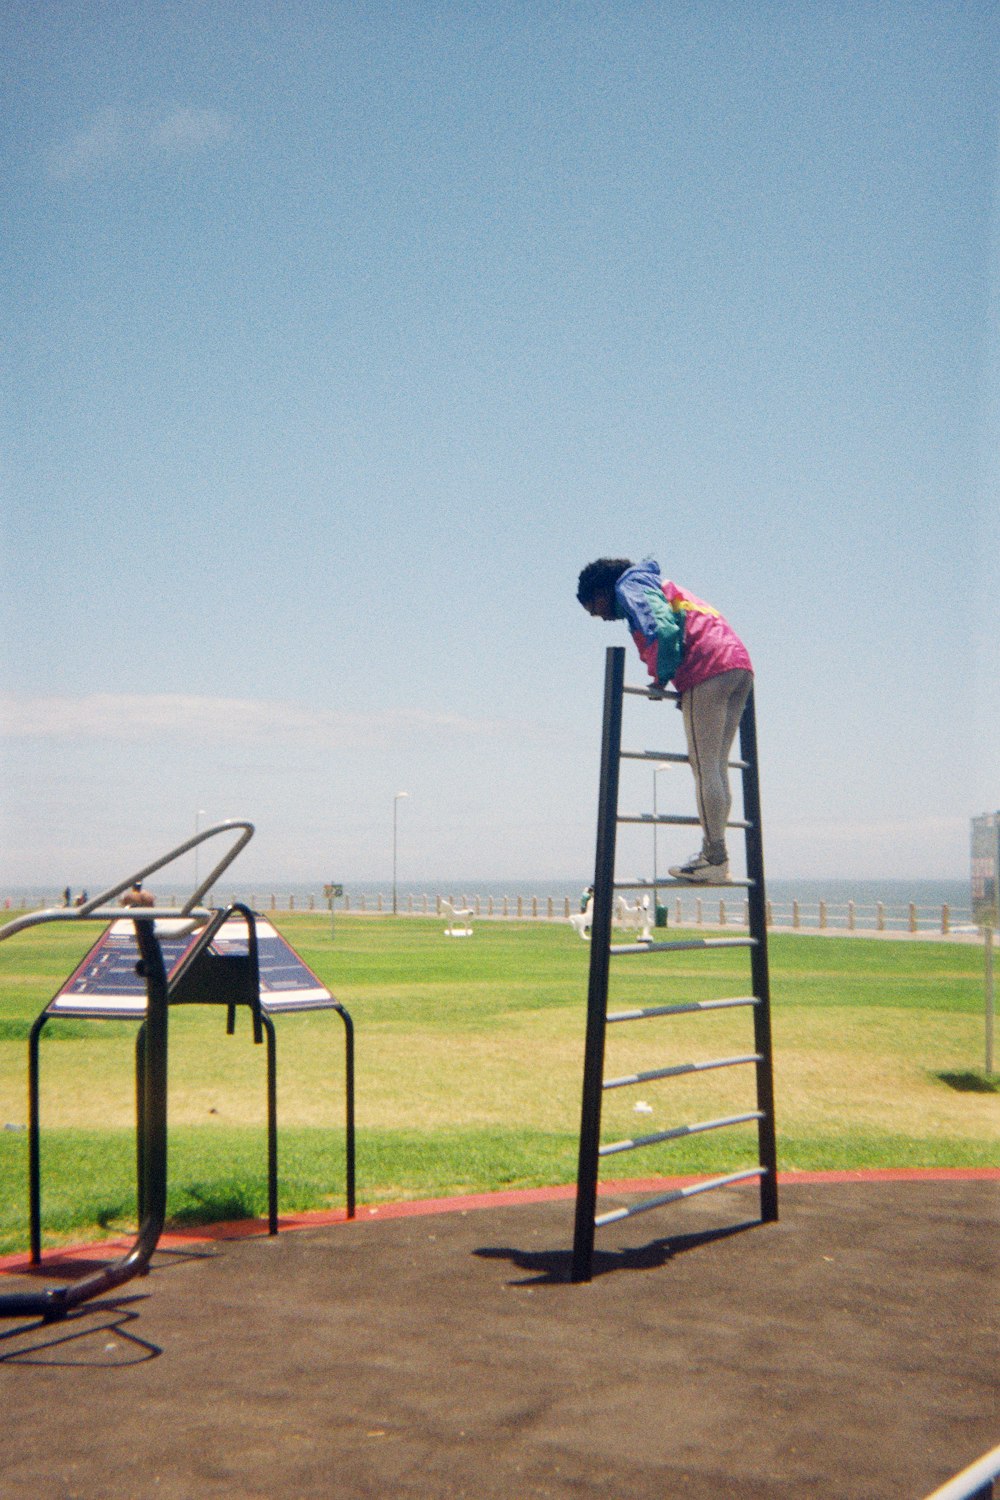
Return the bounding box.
[576,557,633,606]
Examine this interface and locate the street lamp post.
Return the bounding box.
[393,792,409,915]
[652,767,671,921]
[194,809,207,892]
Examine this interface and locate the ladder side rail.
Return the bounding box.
[572,646,626,1283]
[740,689,779,1222]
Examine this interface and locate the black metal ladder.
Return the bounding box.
[572,647,778,1281]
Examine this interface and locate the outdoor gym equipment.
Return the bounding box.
[572,648,778,1281]
[0,821,355,1321]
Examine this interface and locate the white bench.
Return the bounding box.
[569,898,594,940]
[441,898,474,937]
[615,893,653,942]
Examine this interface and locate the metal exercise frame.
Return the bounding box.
[26,903,356,1263]
[572,648,778,1282]
[0,821,355,1321]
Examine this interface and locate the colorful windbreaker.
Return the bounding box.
[614,559,752,694]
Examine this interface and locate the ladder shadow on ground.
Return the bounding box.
[475,1217,759,1286]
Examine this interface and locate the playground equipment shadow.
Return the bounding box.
[1,1176,997,1500]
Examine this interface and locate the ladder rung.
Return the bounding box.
[610,937,756,955]
[619,813,700,826]
[612,878,753,891]
[618,814,751,828]
[594,1167,766,1227]
[620,749,690,764]
[603,1053,761,1090]
[619,749,749,771]
[599,1110,764,1157]
[623,685,679,699]
[607,996,759,1023]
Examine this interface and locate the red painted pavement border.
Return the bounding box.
[2,1167,997,1279]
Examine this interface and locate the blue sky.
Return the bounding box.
[1,1,997,892]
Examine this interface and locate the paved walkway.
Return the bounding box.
[2,1176,997,1499]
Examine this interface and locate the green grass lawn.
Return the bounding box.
[0,912,996,1255]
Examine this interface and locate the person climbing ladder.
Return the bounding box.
[576,556,753,883]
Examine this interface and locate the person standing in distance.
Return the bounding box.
[577,557,753,884]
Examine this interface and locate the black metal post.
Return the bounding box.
[135,1021,147,1221]
[27,1013,47,1264]
[340,1007,356,1218]
[572,647,626,1283]
[739,690,779,1222]
[263,1015,278,1234]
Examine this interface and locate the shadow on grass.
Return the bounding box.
[475,1217,759,1286]
[166,1184,260,1228]
[935,1070,999,1094]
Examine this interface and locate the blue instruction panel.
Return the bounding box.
[971,813,1000,929]
[47,916,338,1018]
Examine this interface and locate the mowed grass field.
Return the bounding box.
[0,912,996,1255]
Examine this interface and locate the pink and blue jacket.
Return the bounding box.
[614,559,752,695]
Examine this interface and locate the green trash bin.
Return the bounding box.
[655,903,668,928]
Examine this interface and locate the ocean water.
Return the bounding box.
[7,875,974,929]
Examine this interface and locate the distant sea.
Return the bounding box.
[5,876,975,928]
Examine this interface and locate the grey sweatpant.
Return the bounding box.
[681,669,754,859]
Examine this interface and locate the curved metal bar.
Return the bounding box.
[0,823,255,1320]
[0,918,170,1321]
[0,822,255,944]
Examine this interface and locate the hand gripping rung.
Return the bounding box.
[594,1167,766,1228]
[623,684,679,700]
[603,1053,761,1090]
[599,1110,764,1157]
[607,996,759,1023]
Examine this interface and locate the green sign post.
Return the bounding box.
[324,883,343,940]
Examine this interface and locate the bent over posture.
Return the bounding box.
[577,557,753,884]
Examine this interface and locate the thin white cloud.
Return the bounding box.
[148,107,233,152]
[48,105,234,180]
[0,692,516,747]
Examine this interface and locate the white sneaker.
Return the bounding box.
[668,851,730,884]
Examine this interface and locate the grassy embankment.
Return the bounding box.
[0,912,995,1255]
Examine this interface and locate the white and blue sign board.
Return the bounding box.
[971,814,1000,930]
[48,916,338,1019]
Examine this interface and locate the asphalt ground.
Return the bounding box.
[1,1177,997,1500]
